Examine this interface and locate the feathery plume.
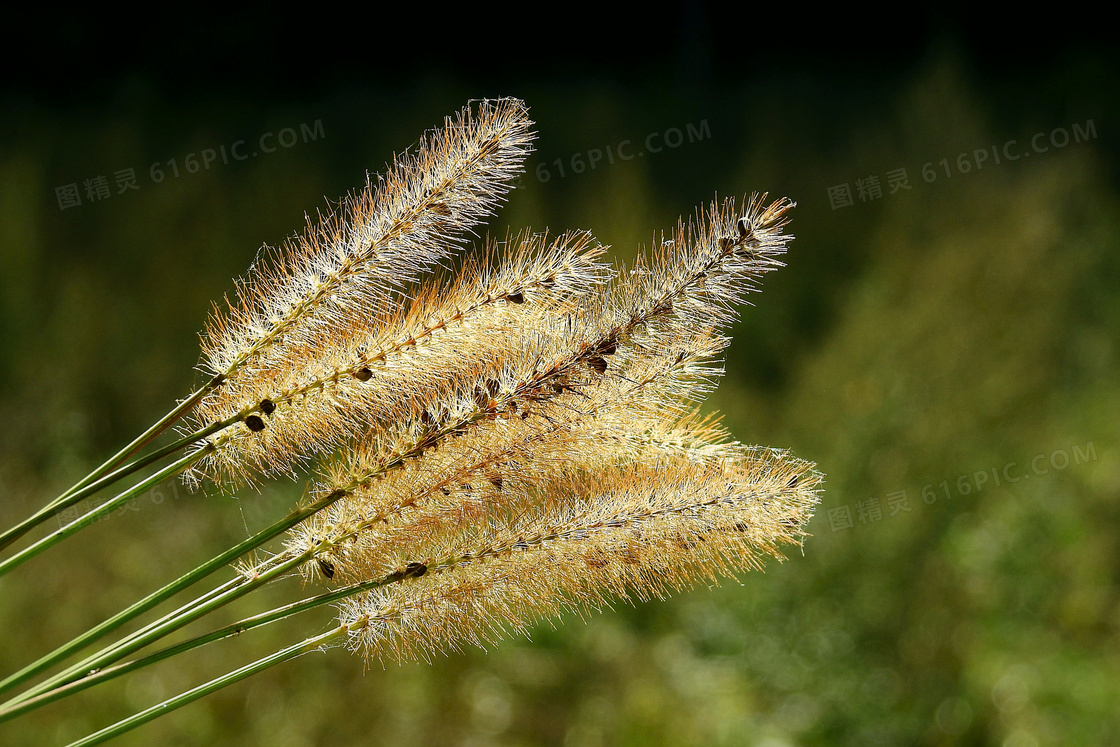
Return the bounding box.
[281,192,809,595]
[338,453,820,664]
[185,98,535,485]
[201,98,533,377]
[1,98,823,746]
[188,229,608,486]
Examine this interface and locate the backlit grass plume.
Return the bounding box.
[188,227,608,486]
[0,98,822,746]
[342,453,818,664]
[189,98,537,486]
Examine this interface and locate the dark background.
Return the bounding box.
[1,10,1118,746]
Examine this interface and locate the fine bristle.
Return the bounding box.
[187,98,535,485]
[186,228,609,486]
[337,453,820,665]
[184,98,818,669]
[250,182,822,665]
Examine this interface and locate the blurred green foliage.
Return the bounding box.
[1,50,1117,745]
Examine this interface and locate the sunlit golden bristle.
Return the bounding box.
[275,190,813,609]
[185,98,535,486]
[337,453,820,664]
[177,99,817,672]
[186,228,609,486]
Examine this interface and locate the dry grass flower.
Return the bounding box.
[187,98,535,486]
[0,97,822,745]
[278,187,820,664]
[341,453,819,664]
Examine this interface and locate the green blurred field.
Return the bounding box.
[1,51,1117,745]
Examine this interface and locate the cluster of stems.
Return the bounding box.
[0,98,820,745]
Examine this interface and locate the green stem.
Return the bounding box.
[0,569,398,723]
[27,541,317,700]
[54,384,212,508]
[0,451,205,580]
[65,622,359,747]
[0,487,347,702]
[68,382,219,494]
[3,390,493,706]
[11,410,485,702]
[0,416,235,554]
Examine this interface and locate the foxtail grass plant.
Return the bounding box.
[0,97,822,745]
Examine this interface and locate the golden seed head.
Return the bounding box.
[335,453,820,664]
[181,98,818,670]
[185,98,540,486]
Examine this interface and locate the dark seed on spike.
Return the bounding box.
[588,356,607,374]
[601,340,617,356]
[586,553,610,569]
[506,291,525,304]
[489,474,503,490]
[737,217,751,238]
[245,415,266,432]
[787,475,799,488]
[354,367,373,382]
[405,561,427,578]
[259,399,276,415]
[316,558,335,579]
[672,535,697,550]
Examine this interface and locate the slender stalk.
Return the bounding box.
[0,487,348,701]
[0,415,236,553]
[0,451,206,580]
[0,569,401,723]
[19,540,326,705]
[65,622,360,747]
[61,382,217,500]
[3,401,482,704]
[0,579,239,724]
